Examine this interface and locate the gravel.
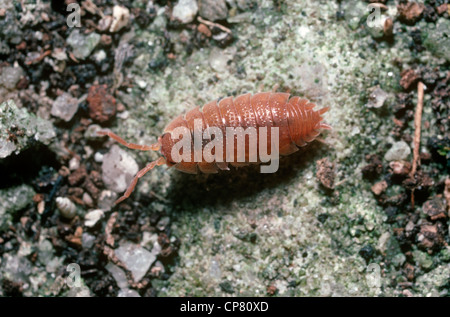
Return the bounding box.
[384,141,412,161]
[51,93,79,122]
[114,242,157,282]
[101,144,139,193]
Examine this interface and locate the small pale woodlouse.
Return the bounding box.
[99,92,331,204]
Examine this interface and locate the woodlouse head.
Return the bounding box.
[160,133,177,166]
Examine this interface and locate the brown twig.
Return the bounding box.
[409,82,425,208]
[103,212,148,289]
[410,81,425,178]
[25,50,51,65]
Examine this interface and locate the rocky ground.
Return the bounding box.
[0,0,448,297]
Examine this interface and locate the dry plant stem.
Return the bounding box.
[197,16,232,34]
[25,50,51,65]
[411,82,424,178]
[103,212,148,289]
[409,82,424,208]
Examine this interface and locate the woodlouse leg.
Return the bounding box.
[318,107,330,115]
[319,123,332,130]
[115,157,166,205]
[97,130,160,151]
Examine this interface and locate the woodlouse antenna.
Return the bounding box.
[115,157,166,205]
[97,130,161,151]
[97,129,165,204]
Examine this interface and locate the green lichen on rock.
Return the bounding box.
[0,100,56,158]
[414,265,450,297]
[413,249,434,270]
[0,184,35,232]
[422,18,450,62]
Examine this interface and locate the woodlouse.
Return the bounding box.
[99,92,331,204]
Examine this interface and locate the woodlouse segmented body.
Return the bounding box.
[99,92,331,204]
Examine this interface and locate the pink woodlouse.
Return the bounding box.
[99,92,331,204]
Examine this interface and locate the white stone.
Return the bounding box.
[118,288,141,297]
[51,93,79,122]
[0,139,17,158]
[93,49,107,63]
[0,66,24,90]
[110,5,130,32]
[102,145,139,193]
[69,157,80,170]
[84,209,104,227]
[94,152,104,163]
[115,242,156,282]
[173,0,198,24]
[384,141,411,161]
[366,87,388,108]
[209,47,229,73]
[106,263,128,289]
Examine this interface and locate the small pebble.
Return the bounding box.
[389,161,411,176]
[198,0,228,21]
[98,190,118,211]
[0,66,24,90]
[115,242,156,282]
[384,17,393,37]
[371,180,388,196]
[94,152,104,163]
[436,4,448,15]
[102,145,139,193]
[110,5,130,32]
[422,198,447,221]
[366,86,388,109]
[209,47,231,73]
[69,157,80,171]
[82,233,96,249]
[82,192,94,207]
[93,50,107,63]
[51,93,79,122]
[67,29,101,60]
[106,263,128,289]
[101,34,112,46]
[384,141,411,161]
[197,23,212,37]
[98,16,113,32]
[84,209,104,227]
[316,158,335,190]
[397,2,424,24]
[118,289,141,297]
[157,216,170,231]
[87,85,117,123]
[172,0,198,24]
